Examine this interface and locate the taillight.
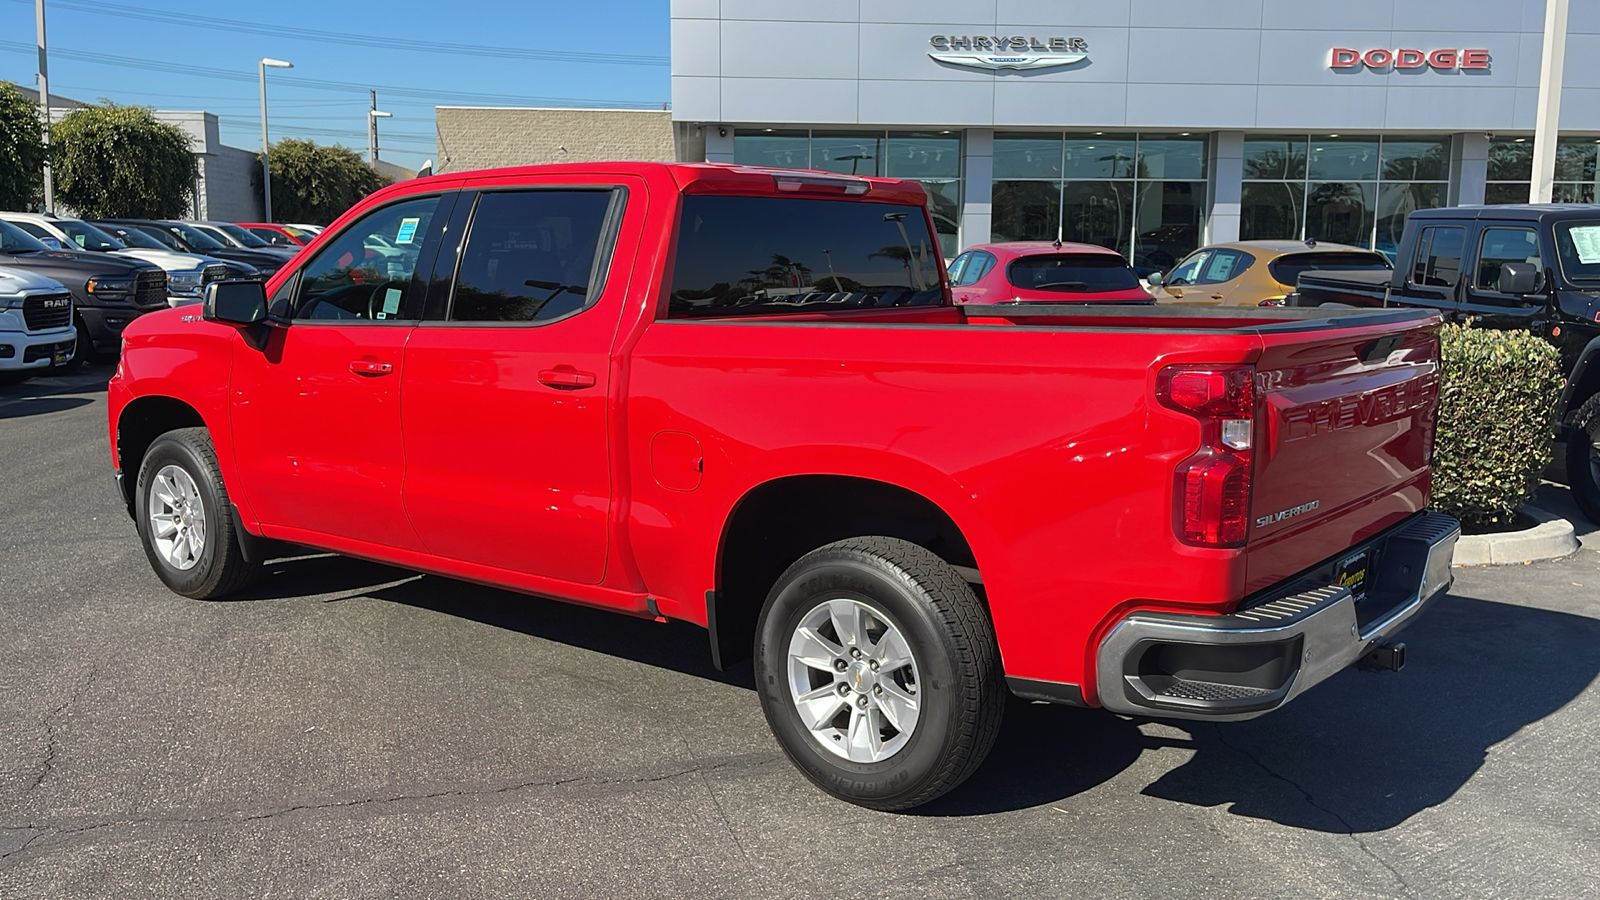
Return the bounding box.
[1157,365,1256,548]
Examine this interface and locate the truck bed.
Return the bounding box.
[1291,268,1393,307]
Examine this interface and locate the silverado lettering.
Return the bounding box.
[106,162,1459,811]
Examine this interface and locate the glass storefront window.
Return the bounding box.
[886,132,960,179]
[994,133,1065,179]
[1486,136,1600,205]
[1241,181,1304,240]
[1380,137,1450,181]
[1136,135,1207,180]
[1377,181,1445,259]
[733,130,810,168]
[1306,181,1376,247]
[919,179,961,258]
[1308,135,1381,181]
[1063,135,1136,179]
[811,132,884,176]
[1134,180,1205,271]
[992,181,1061,242]
[991,132,1207,264]
[1244,136,1308,180]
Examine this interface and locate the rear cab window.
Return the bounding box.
[1005,254,1141,293]
[667,195,943,318]
[1407,227,1466,288]
[1267,251,1391,287]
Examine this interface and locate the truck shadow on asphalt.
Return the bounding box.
[243,555,1600,829]
[0,364,112,419]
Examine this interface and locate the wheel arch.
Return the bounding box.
[114,395,208,517]
[707,473,988,671]
[1559,335,1600,425]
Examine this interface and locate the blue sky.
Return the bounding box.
[0,0,669,171]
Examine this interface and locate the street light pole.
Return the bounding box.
[258,57,293,222]
[36,0,53,213]
[1530,0,1569,204]
[367,90,392,165]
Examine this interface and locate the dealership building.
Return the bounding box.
[662,0,1600,264]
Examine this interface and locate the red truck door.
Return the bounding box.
[230,193,451,550]
[399,183,635,585]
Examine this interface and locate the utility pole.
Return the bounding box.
[1530,0,1570,204]
[36,0,53,213]
[258,57,293,222]
[367,90,392,165]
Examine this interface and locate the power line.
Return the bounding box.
[4,0,668,67]
[0,41,667,108]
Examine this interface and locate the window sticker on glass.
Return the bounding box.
[1570,226,1600,265]
[377,287,403,319]
[395,217,420,245]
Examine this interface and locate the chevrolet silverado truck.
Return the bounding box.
[107,163,1459,810]
[1291,204,1600,524]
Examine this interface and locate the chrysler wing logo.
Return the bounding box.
[929,36,1089,71]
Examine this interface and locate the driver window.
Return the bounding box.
[292,196,441,321]
[1166,250,1211,286]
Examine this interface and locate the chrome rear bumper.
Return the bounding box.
[1096,510,1459,721]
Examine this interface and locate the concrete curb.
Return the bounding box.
[1452,506,1579,567]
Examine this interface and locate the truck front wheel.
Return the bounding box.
[1569,395,1600,525]
[754,537,1004,810]
[134,427,260,599]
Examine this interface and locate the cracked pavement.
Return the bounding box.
[4,366,1600,899]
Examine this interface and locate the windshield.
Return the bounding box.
[59,219,126,252]
[216,223,271,248]
[104,225,166,250]
[1556,222,1600,282]
[0,219,51,253]
[1006,254,1141,293]
[166,223,227,252]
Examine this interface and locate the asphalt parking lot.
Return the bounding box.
[3,366,1600,899]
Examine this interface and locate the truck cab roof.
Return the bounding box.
[1410,204,1600,222]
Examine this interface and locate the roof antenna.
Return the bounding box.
[1052,238,1062,249]
[1305,237,1317,248]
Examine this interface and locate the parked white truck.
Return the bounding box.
[0,267,76,385]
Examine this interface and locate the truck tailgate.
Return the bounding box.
[1244,317,1441,593]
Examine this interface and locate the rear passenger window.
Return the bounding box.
[1409,226,1465,288]
[1475,227,1541,293]
[668,195,944,318]
[946,252,973,286]
[450,190,620,323]
[1201,250,1251,284]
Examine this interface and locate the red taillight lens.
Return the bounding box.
[1158,364,1256,548]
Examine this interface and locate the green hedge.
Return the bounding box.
[1432,323,1564,527]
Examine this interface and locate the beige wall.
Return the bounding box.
[435,108,677,173]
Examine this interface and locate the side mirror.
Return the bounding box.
[1497,262,1538,295]
[203,280,268,326]
[1146,272,1165,287]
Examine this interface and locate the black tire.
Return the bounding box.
[754,536,1004,811]
[134,427,260,599]
[1568,394,1600,525]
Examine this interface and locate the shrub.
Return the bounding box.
[53,102,197,218]
[255,139,392,226]
[1431,323,1564,528]
[0,81,46,210]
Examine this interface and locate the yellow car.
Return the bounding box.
[1150,240,1392,306]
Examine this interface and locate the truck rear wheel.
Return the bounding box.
[1569,395,1600,525]
[754,536,1003,810]
[134,427,260,599]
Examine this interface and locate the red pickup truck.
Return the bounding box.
[107,163,1459,810]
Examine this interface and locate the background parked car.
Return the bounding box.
[1,213,234,307]
[1151,240,1393,307]
[189,222,298,262]
[91,221,262,288]
[93,220,287,281]
[235,222,312,247]
[285,223,324,236]
[0,266,76,383]
[0,219,165,367]
[948,241,1154,304]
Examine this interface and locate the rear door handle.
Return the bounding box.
[538,366,597,390]
[350,359,395,376]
